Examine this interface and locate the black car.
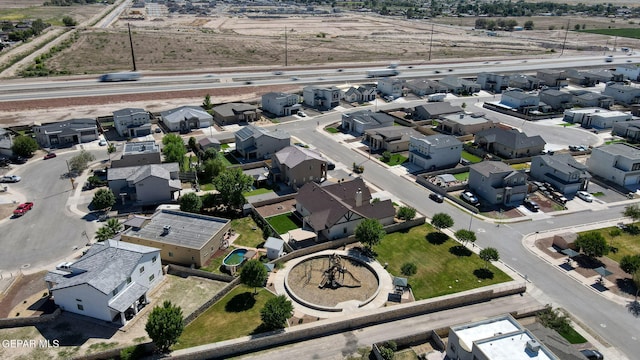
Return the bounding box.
[11,156,27,164]
[523,198,540,212]
[429,193,444,203]
[580,349,603,360]
[327,162,336,170]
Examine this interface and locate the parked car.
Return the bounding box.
[461,191,479,205]
[98,139,107,146]
[327,162,336,170]
[523,198,540,212]
[12,156,27,164]
[576,190,594,203]
[580,349,603,360]
[1,175,21,183]
[429,193,444,203]
[273,71,283,75]
[551,191,568,205]
[13,202,34,216]
[44,152,57,160]
[298,111,307,117]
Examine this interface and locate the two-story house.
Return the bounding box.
[616,64,640,81]
[235,125,291,160]
[468,161,528,206]
[364,126,426,152]
[408,134,462,171]
[113,108,151,138]
[475,128,546,159]
[612,120,640,142]
[571,91,614,109]
[160,106,213,133]
[270,146,327,190]
[477,73,510,93]
[508,74,543,91]
[0,128,13,157]
[261,92,301,116]
[303,86,341,110]
[212,103,260,125]
[563,108,632,129]
[587,143,640,190]
[603,83,640,105]
[438,113,496,136]
[44,240,163,326]
[536,69,568,88]
[530,154,591,194]
[107,163,181,204]
[33,118,99,148]
[341,110,395,135]
[377,78,404,99]
[343,86,377,103]
[539,89,574,111]
[295,177,395,241]
[500,91,540,114]
[111,141,161,168]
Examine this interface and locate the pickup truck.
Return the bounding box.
[13,202,34,216]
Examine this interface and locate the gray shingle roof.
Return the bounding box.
[113,108,147,117]
[109,282,148,312]
[503,90,537,100]
[346,110,395,126]
[594,143,640,159]
[413,134,462,149]
[212,103,257,117]
[161,106,212,125]
[475,128,546,150]
[274,146,325,168]
[536,154,589,176]
[44,240,158,294]
[35,118,97,136]
[235,125,290,141]
[108,163,179,181]
[415,102,462,116]
[470,161,515,177]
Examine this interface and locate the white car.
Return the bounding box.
[98,139,107,146]
[576,191,594,202]
[461,191,479,205]
[1,175,21,183]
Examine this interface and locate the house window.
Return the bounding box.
[112,289,118,296]
[127,277,131,284]
[139,266,145,274]
[152,256,157,263]
[343,227,347,234]
[168,252,173,257]
[77,304,84,311]
[149,274,155,282]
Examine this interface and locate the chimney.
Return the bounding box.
[459,113,464,119]
[162,225,171,235]
[355,188,363,207]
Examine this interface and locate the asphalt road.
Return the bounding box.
[0,149,105,272]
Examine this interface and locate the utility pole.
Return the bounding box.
[428,23,434,61]
[560,19,570,56]
[284,26,288,67]
[128,23,137,71]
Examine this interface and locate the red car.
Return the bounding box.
[13,202,34,216]
[44,153,56,160]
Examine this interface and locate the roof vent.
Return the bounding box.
[526,339,540,354]
[162,225,171,235]
[459,113,464,119]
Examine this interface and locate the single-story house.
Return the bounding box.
[160,106,213,133]
[212,103,261,125]
[33,118,99,148]
[341,110,395,135]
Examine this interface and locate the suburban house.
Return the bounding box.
[33,118,99,148]
[110,141,161,168]
[477,73,510,93]
[264,237,285,260]
[405,78,447,96]
[612,120,640,142]
[409,134,462,171]
[341,110,395,135]
[198,137,221,151]
[474,128,546,159]
[536,69,568,88]
[235,125,291,160]
[571,91,614,109]
[563,108,632,129]
[261,92,301,116]
[377,78,404,99]
[587,143,640,190]
[509,74,543,91]
[120,209,232,267]
[160,106,213,133]
[603,83,640,105]
[539,89,574,111]
[439,76,481,95]
[438,113,496,136]
[113,108,151,138]
[616,64,640,81]
[303,86,341,110]
[530,154,591,195]
[468,161,528,206]
[295,177,395,240]
[211,103,260,125]
[0,128,12,157]
[413,102,462,120]
[500,90,540,114]
[364,126,427,152]
[446,314,559,360]
[564,68,613,86]
[107,163,181,204]
[270,146,327,190]
[343,86,377,103]
[44,240,163,326]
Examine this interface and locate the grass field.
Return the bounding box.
[382,154,408,166]
[200,247,232,273]
[453,172,469,181]
[578,224,640,263]
[558,325,588,344]
[0,4,101,25]
[175,285,275,350]
[461,151,482,163]
[266,213,301,234]
[243,187,273,197]
[325,127,340,134]
[373,224,511,300]
[230,217,264,248]
[579,28,640,39]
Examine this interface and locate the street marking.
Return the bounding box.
[600,323,607,328]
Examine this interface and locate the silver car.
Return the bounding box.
[576,191,594,202]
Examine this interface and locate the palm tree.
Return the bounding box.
[95,226,113,242]
[105,218,122,235]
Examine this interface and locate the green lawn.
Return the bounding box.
[325,127,339,134]
[200,247,233,274]
[510,163,530,171]
[579,28,640,39]
[373,225,511,300]
[200,183,215,191]
[231,217,265,248]
[243,188,274,197]
[461,151,482,163]
[221,144,230,149]
[174,285,275,349]
[266,213,300,234]
[382,154,408,166]
[453,172,469,181]
[578,224,640,263]
[221,153,239,166]
[558,326,588,344]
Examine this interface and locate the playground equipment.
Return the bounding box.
[318,253,361,289]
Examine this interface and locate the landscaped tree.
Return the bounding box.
[624,204,640,222]
[575,231,609,259]
[355,218,386,250]
[620,255,640,276]
[11,136,38,157]
[188,136,198,153]
[162,134,187,164]
[240,259,268,295]
[105,218,122,235]
[454,229,477,247]
[92,189,116,210]
[479,247,500,269]
[260,295,294,330]
[200,157,225,183]
[431,213,454,232]
[202,94,213,110]
[62,16,77,27]
[68,150,95,173]
[179,192,202,213]
[401,262,417,276]
[212,167,253,211]
[145,301,184,353]
[95,226,113,242]
[397,206,416,221]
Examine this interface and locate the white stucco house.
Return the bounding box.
[44,240,163,326]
